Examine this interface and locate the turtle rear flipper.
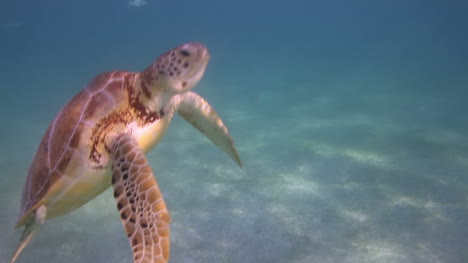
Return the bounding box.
[177,91,242,168]
[111,133,171,263]
[11,205,47,263]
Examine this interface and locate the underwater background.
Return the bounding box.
[1,0,468,262]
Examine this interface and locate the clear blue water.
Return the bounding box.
[1,0,468,262]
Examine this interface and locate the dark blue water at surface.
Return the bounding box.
[1,0,468,262]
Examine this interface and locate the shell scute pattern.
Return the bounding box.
[85,71,126,93]
[20,126,52,219]
[19,89,91,219]
[18,71,129,224]
[47,89,92,171]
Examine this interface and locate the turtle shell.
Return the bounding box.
[16,71,130,227]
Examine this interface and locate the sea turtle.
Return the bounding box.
[11,42,242,263]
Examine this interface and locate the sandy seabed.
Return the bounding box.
[1,72,468,263]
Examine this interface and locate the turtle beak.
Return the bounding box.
[179,42,210,66]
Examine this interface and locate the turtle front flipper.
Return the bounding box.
[111,133,171,263]
[10,205,47,263]
[177,91,242,168]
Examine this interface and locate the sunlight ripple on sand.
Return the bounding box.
[390,195,451,223]
[339,209,368,223]
[279,164,321,196]
[349,239,406,263]
[298,139,391,168]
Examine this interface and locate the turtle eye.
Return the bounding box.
[179,49,190,57]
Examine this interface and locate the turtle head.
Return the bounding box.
[142,42,210,95]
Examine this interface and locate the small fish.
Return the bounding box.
[128,0,148,7]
